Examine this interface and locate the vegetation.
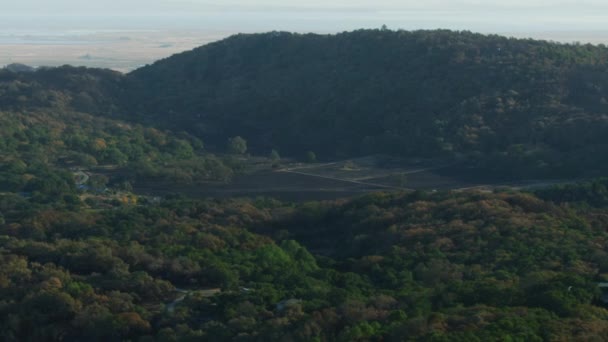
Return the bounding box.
[228,136,248,155]
[2,187,608,340]
[0,107,237,198]
[306,151,317,163]
[269,149,280,162]
[5,29,608,340]
[125,29,608,179]
[6,30,608,179]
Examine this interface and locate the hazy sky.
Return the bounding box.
[2,0,608,35]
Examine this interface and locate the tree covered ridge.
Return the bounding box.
[0,65,123,115]
[4,30,608,178]
[5,30,608,340]
[123,29,608,178]
[3,188,608,340]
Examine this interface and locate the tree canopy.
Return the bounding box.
[123,29,608,178]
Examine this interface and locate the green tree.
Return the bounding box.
[168,139,194,159]
[88,175,109,190]
[398,173,407,188]
[228,136,247,155]
[270,149,280,161]
[305,151,317,163]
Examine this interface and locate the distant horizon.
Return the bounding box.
[1,16,608,42]
[3,0,608,32]
[1,19,607,43]
[2,27,607,72]
[4,0,608,67]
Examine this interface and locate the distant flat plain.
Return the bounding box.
[1,29,607,73]
[0,30,233,73]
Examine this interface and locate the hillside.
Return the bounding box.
[3,187,608,340]
[5,29,608,341]
[0,65,123,115]
[0,103,234,205]
[4,30,608,179]
[124,29,608,179]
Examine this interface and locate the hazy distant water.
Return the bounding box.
[0,27,232,72]
[0,35,96,45]
[1,12,606,42]
[1,13,607,71]
[2,12,608,43]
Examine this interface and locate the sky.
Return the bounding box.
[2,0,608,35]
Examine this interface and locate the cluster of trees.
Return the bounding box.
[535,178,608,207]
[2,184,608,340]
[0,65,122,115]
[0,108,237,200]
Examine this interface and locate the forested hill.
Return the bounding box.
[6,30,608,341]
[5,30,608,178]
[123,29,608,178]
[0,65,123,115]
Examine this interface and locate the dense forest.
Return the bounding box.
[4,29,608,340]
[3,186,608,340]
[0,108,238,202]
[4,30,608,178]
[0,63,242,197]
[125,29,608,179]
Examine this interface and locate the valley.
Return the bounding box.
[130,155,580,202]
[3,29,608,341]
